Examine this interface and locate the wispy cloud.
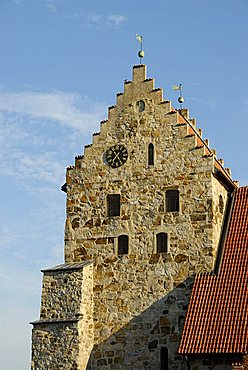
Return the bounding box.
[88,14,103,23]
[12,2,127,26]
[188,96,219,108]
[107,14,126,26]
[0,210,63,265]
[88,13,127,27]
[0,89,106,193]
[45,2,57,13]
[1,149,65,185]
[0,117,67,192]
[0,90,105,132]
[0,89,107,370]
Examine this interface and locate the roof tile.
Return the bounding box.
[178,187,248,355]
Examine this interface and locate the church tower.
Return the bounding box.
[31,64,235,369]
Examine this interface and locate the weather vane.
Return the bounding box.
[136,34,144,64]
[173,84,184,110]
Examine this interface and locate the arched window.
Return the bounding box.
[148,143,154,166]
[118,235,129,255]
[166,190,179,212]
[219,194,224,214]
[156,232,168,253]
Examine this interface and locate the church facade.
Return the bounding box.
[31,64,241,370]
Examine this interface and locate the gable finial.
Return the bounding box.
[173,84,184,109]
[136,34,145,64]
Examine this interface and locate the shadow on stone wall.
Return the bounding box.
[86,276,194,370]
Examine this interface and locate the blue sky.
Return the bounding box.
[0,1,247,369]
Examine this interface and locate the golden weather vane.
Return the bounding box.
[136,34,144,64]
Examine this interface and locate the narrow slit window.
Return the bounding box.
[157,232,168,253]
[166,190,179,212]
[107,194,120,217]
[160,347,168,370]
[148,143,154,166]
[118,235,129,255]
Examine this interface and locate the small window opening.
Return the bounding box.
[148,143,154,166]
[157,232,168,253]
[137,100,145,112]
[118,235,129,255]
[160,347,168,370]
[219,194,224,214]
[166,190,179,212]
[107,194,120,217]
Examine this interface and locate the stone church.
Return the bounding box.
[30,64,247,369]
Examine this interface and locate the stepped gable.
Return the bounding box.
[178,186,248,355]
[67,64,233,188]
[31,63,238,369]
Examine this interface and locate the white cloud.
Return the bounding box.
[88,13,126,27]
[0,141,65,185]
[107,14,127,26]
[0,89,107,370]
[14,151,64,184]
[0,90,106,189]
[0,90,105,132]
[88,14,103,23]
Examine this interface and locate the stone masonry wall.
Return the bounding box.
[39,267,86,321]
[188,356,242,370]
[62,65,230,369]
[31,262,93,370]
[31,322,80,370]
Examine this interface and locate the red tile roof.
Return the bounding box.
[178,187,248,355]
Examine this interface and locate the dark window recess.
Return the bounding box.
[137,100,145,112]
[160,347,168,370]
[118,235,129,255]
[107,194,120,217]
[157,232,168,253]
[166,190,179,212]
[148,143,154,166]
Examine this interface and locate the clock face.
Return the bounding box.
[105,145,128,168]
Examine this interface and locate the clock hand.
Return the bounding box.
[112,151,121,163]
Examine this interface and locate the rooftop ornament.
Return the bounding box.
[173,84,184,109]
[136,34,144,64]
